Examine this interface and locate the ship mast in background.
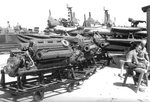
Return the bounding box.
[103,7,115,27]
[66,4,79,27]
[67,4,73,26]
[103,7,111,27]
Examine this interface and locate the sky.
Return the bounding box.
[0,0,150,31]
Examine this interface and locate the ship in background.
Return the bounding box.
[79,7,147,53]
[66,7,115,38]
[0,4,82,52]
[0,4,147,53]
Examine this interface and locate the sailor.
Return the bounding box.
[140,40,149,62]
[125,42,141,69]
[125,43,150,89]
[119,42,146,78]
[136,40,150,69]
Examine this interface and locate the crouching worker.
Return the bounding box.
[124,42,148,92]
[125,42,146,74]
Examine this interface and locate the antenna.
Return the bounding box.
[7,21,10,28]
[103,6,105,11]
[103,7,109,25]
[66,4,69,8]
[84,14,86,21]
[49,9,51,16]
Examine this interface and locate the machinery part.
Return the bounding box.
[35,49,72,60]
[4,50,37,77]
[96,48,102,54]
[100,42,109,48]
[32,39,73,61]
[33,90,44,101]
[84,44,98,52]
[76,80,84,86]
[93,33,110,48]
[4,57,21,77]
[61,39,69,47]
[10,93,17,96]
[92,67,97,74]
[66,82,74,92]
[69,49,85,64]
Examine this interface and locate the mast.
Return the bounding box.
[67,4,73,26]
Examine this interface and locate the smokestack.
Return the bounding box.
[104,9,109,25]
[84,14,86,21]
[89,12,91,18]
[73,12,75,18]
[7,21,10,28]
[83,14,87,27]
[142,5,150,58]
[49,9,51,16]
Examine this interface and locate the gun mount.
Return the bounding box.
[128,18,146,27]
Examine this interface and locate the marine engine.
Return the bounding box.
[4,38,74,77]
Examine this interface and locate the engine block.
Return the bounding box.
[4,38,74,77]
